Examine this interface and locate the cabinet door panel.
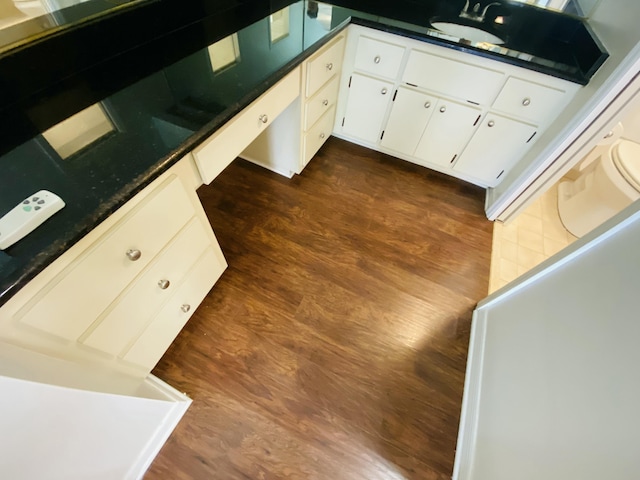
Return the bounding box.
[403,50,504,105]
[414,100,481,168]
[380,87,436,156]
[454,114,537,186]
[342,74,394,144]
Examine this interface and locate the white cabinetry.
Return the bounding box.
[0,156,227,375]
[194,67,301,183]
[299,34,346,170]
[453,113,537,185]
[335,24,580,187]
[380,87,437,155]
[342,73,394,143]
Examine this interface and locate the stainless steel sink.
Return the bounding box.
[431,22,504,45]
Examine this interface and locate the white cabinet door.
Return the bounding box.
[342,73,394,144]
[414,99,482,168]
[380,87,437,156]
[453,114,537,186]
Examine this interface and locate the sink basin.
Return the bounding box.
[431,22,504,45]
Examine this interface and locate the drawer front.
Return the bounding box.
[304,106,336,165]
[403,50,504,105]
[122,247,225,370]
[80,217,212,356]
[306,35,345,97]
[354,35,405,79]
[304,76,340,131]
[17,175,194,340]
[492,77,568,124]
[194,67,301,184]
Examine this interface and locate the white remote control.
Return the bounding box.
[0,190,65,250]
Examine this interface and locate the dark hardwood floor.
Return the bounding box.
[147,137,493,479]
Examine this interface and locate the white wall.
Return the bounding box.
[487,0,640,216]
[620,102,640,143]
[455,200,640,480]
[0,342,191,479]
[0,374,189,480]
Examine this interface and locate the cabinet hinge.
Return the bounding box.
[342,117,345,127]
[467,100,480,105]
[496,170,505,179]
[450,154,457,164]
[392,90,398,101]
[473,115,481,126]
[380,130,385,140]
[406,82,418,87]
[348,76,352,88]
[527,131,537,143]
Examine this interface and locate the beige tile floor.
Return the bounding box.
[489,184,577,293]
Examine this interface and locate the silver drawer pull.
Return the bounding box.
[181,304,191,313]
[374,55,381,64]
[381,88,388,95]
[126,249,141,262]
[259,114,268,124]
[158,279,170,290]
[424,101,431,108]
[439,106,446,113]
[322,99,329,106]
[522,97,531,106]
[488,120,495,127]
[320,133,325,139]
[326,62,333,70]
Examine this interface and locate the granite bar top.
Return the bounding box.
[0,0,608,306]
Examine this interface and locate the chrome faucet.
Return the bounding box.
[460,0,501,22]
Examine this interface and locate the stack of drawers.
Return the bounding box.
[6,166,226,374]
[301,34,346,167]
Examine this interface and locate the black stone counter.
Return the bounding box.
[0,0,608,306]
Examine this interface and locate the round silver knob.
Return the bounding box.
[259,114,268,124]
[522,97,531,106]
[180,304,191,313]
[322,99,329,106]
[326,62,333,70]
[488,120,495,127]
[157,279,170,290]
[374,55,381,64]
[126,249,141,262]
[439,106,446,113]
[424,101,431,108]
[320,133,325,139]
[381,88,388,95]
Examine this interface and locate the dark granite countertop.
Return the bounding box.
[0,0,608,306]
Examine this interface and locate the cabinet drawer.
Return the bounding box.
[304,76,339,131]
[122,247,225,370]
[80,217,212,356]
[194,67,300,184]
[403,50,504,105]
[16,175,194,341]
[306,35,345,97]
[354,35,405,80]
[491,77,568,124]
[304,106,336,164]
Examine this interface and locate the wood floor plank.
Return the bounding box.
[147,138,492,479]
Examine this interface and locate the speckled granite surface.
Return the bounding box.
[0,0,608,306]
